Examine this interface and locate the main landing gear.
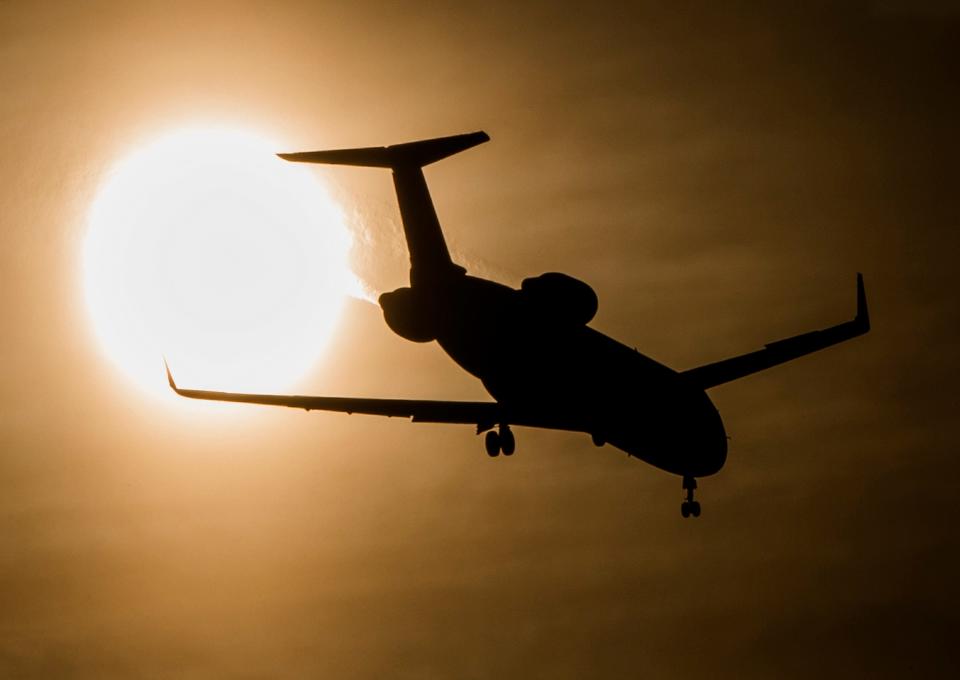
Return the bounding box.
[680,476,701,518]
[484,425,515,457]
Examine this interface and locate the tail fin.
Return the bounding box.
[280,132,490,286]
[278,131,489,169]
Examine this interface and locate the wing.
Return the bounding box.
[165,363,501,429]
[681,273,870,390]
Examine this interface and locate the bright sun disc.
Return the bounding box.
[84,127,355,397]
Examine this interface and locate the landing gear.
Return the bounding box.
[485,430,500,457]
[500,426,516,456]
[484,425,515,457]
[680,476,701,518]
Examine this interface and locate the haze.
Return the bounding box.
[1,1,957,678]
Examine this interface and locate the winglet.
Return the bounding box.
[855,272,870,333]
[163,357,178,393]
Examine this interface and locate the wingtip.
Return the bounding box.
[855,272,870,332]
[163,357,177,391]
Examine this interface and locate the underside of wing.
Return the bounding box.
[682,273,870,390]
[165,363,501,429]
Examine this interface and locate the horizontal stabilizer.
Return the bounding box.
[279,131,489,169]
[682,273,870,389]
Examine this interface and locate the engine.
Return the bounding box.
[378,287,437,342]
[520,272,598,326]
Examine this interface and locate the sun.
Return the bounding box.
[83,127,357,398]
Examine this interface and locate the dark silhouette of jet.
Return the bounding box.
[166,131,870,517]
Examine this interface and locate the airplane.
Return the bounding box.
[166,131,870,517]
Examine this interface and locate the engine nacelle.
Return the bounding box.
[520,272,598,326]
[378,287,437,342]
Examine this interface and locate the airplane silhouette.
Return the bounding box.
[166,131,870,517]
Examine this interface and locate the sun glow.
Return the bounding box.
[83,127,357,398]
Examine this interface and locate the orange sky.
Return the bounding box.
[1,1,958,677]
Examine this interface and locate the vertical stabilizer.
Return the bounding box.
[279,132,489,285]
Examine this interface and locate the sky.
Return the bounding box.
[1,1,958,677]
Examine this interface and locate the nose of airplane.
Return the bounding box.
[685,397,728,477]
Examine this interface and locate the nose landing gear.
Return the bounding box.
[484,425,516,457]
[680,476,701,518]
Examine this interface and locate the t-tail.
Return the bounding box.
[279,131,489,287]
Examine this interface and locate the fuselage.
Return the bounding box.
[407,274,727,478]
[281,130,728,479]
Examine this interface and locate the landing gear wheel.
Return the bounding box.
[681,476,701,518]
[500,426,516,456]
[485,431,501,457]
